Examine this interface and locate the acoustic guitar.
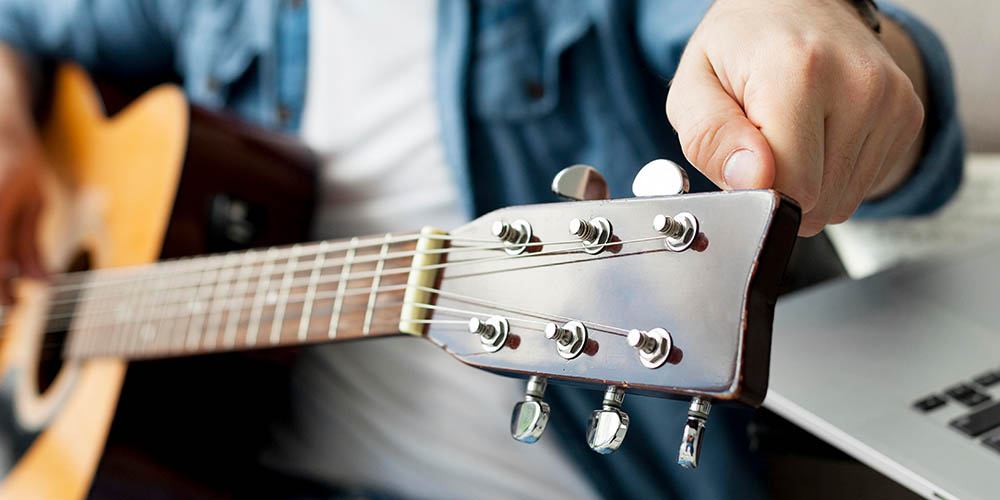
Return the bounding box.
[0,64,800,498]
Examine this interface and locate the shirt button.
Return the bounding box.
[524,81,545,100]
[289,0,303,7]
[206,77,220,92]
[276,105,292,125]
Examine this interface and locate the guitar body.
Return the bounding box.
[0,64,187,499]
[0,65,316,498]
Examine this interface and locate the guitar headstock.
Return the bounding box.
[420,161,800,464]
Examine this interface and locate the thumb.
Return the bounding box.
[666,57,775,191]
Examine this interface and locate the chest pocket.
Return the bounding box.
[179,2,263,109]
[468,0,593,122]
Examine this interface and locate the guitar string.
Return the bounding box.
[4,235,669,329]
[34,232,504,295]
[55,281,630,341]
[65,290,630,357]
[33,234,619,310]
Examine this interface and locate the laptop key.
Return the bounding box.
[951,402,1000,437]
[962,392,992,407]
[946,384,976,400]
[974,371,1000,387]
[913,395,947,412]
[945,384,991,407]
[984,435,1000,454]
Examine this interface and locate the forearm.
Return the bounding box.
[0,43,36,146]
[866,13,929,199]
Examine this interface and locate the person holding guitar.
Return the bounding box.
[0,0,962,498]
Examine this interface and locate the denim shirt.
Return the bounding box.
[0,1,964,498]
[0,0,962,218]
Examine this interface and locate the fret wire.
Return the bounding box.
[50,298,400,355]
[269,244,301,345]
[68,275,98,357]
[125,267,151,356]
[168,258,204,354]
[132,266,170,352]
[203,253,239,349]
[246,248,279,346]
[108,268,129,356]
[224,250,257,348]
[185,258,217,351]
[329,237,358,339]
[56,282,411,332]
[298,241,327,341]
[363,234,391,336]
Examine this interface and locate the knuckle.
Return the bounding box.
[831,205,858,224]
[852,61,890,106]
[783,36,830,84]
[798,219,826,237]
[789,183,821,213]
[900,90,925,136]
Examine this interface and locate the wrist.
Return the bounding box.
[866,14,929,199]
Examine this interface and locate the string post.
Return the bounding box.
[467,316,509,353]
[491,219,532,255]
[544,321,587,360]
[569,217,612,255]
[653,212,698,252]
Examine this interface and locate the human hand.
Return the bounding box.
[0,45,46,304]
[666,0,927,236]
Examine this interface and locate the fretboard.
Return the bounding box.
[62,233,424,360]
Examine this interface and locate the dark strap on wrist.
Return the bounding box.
[846,0,881,34]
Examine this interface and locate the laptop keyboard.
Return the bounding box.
[913,369,1000,453]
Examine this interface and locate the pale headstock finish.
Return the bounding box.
[425,189,800,407]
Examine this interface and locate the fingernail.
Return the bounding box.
[723,149,758,190]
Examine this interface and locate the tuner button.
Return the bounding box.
[653,212,698,252]
[678,397,712,469]
[551,164,610,201]
[587,386,629,454]
[511,376,551,443]
[632,159,690,197]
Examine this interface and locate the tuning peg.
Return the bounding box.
[511,376,550,443]
[587,386,629,454]
[551,164,610,201]
[632,159,690,197]
[677,397,712,468]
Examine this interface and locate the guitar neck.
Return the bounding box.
[62,231,437,360]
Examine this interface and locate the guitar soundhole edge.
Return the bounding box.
[35,251,91,395]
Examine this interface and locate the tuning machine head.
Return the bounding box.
[551,164,609,201]
[587,386,629,454]
[678,397,712,468]
[511,376,550,443]
[632,159,690,197]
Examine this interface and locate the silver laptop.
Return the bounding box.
[768,242,1000,500]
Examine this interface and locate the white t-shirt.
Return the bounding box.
[265,2,599,499]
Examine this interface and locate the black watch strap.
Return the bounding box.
[846,0,882,34]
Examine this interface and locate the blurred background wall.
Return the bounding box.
[894,0,1000,152]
